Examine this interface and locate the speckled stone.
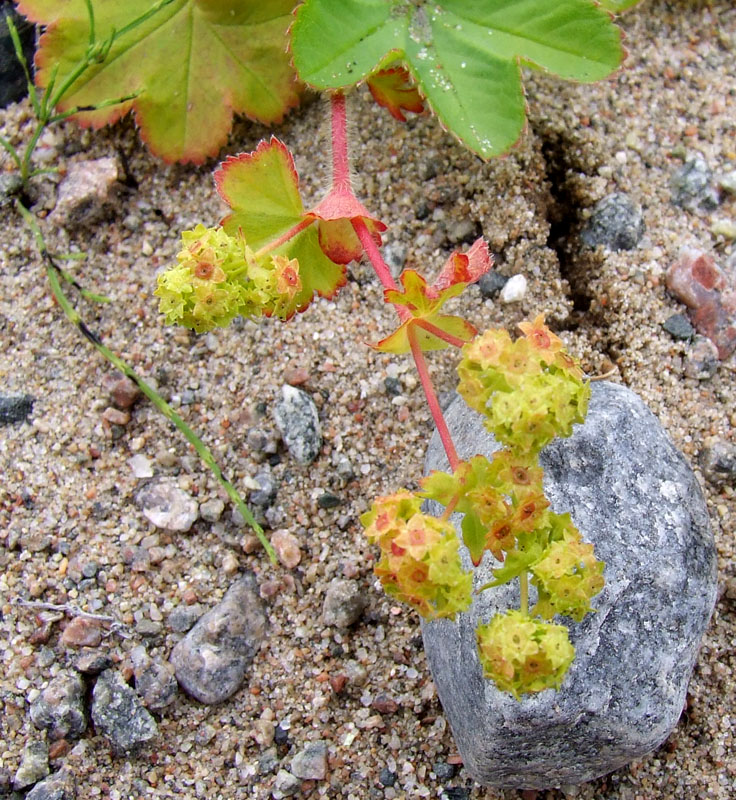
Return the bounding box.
[30,672,87,740]
[273,385,322,465]
[91,669,158,755]
[170,572,267,704]
[580,192,645,251]
[422,383,717,789]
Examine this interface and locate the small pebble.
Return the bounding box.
[434,761,456,781]
[670,154,720,212]
[273,385,322,465]
[317,492,341,509]
[290,740,328,780]
[13,741,49,790]
[61,617,102,649]
[699,441,736,486]
[717,170,736,195]
[170,573,267,704]
[24,767,75,800]
[478,270,508,298]
[166,604,203,633]
[662,313,695,341]
[500,274,527,303]
[580,192,645,251]
[74,651,112,675]
[272,769,301,799]
[30,672,87,740]
[684,336,720,380]
[128,454,154,478]
[322,579,368,628]
[91,669,158,755]
[271,529,302,569]
[384,376,403,396]
[372,694,399,714]
[250,470,277,507]
[104,375,141,409]
[135,478,199,532]
[0,393,34,425]
[49,157,122,228]
[379,768,397,787]
[199,498,225,522]
[130,646,178,711]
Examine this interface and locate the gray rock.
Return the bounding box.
[580,193,645,251]
[135,478,199,532]
[0,393,34,425]
[273,385,322,465]
[670,155,720,212]
[0,173,23,208]
[199,498,225,523]
[170,573,267,704]
[322,579,368,628]
[91,669,158,755]
[699,440,736,487]
[49,157,122,228]
[383,242,407,277]
[130,646,178,711]
[13,741,49,791]
[166,603,203,633]
[422,383,717,789]
[478,271,508,299]
[24,767,75,800]
[291,740,328,780]
[684,335,719,380]
[272,769,301,799]
[250,470,277,507]
[662,313,695,341]
[30,672,87,740]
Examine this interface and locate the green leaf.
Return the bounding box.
[291,0,623,159]
[18,0,300,163]
[216,138,346,315]
[461,511,487,567]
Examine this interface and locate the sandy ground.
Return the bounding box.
[1,1,734,798]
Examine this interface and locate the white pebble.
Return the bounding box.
[128,454,153,478]
[500,274,527,303]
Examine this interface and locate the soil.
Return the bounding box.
[1,1,734,799]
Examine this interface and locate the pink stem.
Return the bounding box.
[408,326,460,472]
[330,92,352,195]
[254,217,313,259]
[335,94,460,472]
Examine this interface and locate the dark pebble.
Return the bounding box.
[478,271,507,298]
[378,768,397,787]
[250,470,277,507]
[434,762,456,781]
[444,789,470,800]
[0,4,35,108]
[0,393,34,425]
[580,192,645,251]
[273,724,289,746]
[662,313,695,341]
[317,492,342,509]
[384,377,402,396]
[671,155,720,212]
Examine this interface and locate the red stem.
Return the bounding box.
[408,326,460,472]
[333,93,460,472]
[330,92,352,195]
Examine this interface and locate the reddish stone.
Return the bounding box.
[372,694,399,714]
[666,249,736,359]
[284,366,311,386]
[104,375,142,409]
[329,674,347,694]
[61,617,103,648]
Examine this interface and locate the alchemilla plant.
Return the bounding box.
[11,0,633,697]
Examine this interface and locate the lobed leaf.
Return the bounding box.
[216,137,346,316]
[291,0,623,159]
[18,0,300,163]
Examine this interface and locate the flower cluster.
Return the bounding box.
[457,315,590,453]
[476,610,575,699]
[361,491,472,620]
[154,224,302,332]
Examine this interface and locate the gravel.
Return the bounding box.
[1,2,735,798]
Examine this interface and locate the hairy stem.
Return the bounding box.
[330,91,352,195]
[17,201,277,564]
[407,325,460,471]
